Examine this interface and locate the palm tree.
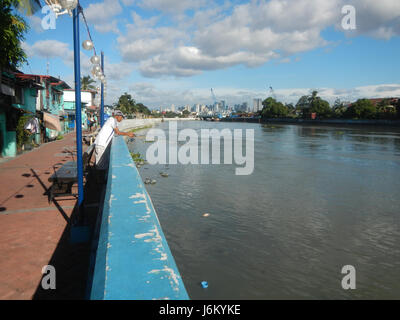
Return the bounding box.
[16,0,41,16]
[81,75,96,91]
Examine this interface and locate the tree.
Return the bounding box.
[0,0,29,70]
[115,92,151,117]
[310,96,331,117]
[296,91,331,118]
[116,92,136,116]
[81,75,96,91]
[332,99,347,118]
[295,95,310,110]
[261,97,289,118]
[345,99,377,119]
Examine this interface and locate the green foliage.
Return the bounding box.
[308,91,331,117]
[115,92,151,116]
[376,105,397,120]
[16,114,31,148]
[130,152,145,163]
[374,99,398,119]
[136,103,151,115]
[0,0,29,69]
[397,99,400,119]
[295,91,331,118]
[129,125,153,133]
[345,99,377,119]
[295,95,310,110]
[81,75,96,91]
[261,97,289,118]
[181,110,190,117]
[56,134,64,140]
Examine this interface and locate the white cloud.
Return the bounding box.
[114,0,400,78]
[23,40,93,74]
[94,20,120,34]
[343,0,400,39]
[134,0,206,14]
[28,15,45,34]
[84,0,122,33]
[121,0,135,6]
[23,40,69,58]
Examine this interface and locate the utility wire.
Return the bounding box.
[79,4,97,56]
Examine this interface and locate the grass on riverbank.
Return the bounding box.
[130,152,147,165]
[128,125,153,133]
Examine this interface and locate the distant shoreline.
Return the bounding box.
[221,117,400,127]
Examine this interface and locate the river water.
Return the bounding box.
[127,121,400,299]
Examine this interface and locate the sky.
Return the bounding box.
[20,0,400,109]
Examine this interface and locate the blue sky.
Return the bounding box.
[20,0,400,109]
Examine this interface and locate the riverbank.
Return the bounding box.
[221,117,400,127]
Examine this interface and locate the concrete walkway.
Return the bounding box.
[0,132,96,300]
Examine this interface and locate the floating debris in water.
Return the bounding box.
[201,281,208,289]
[151,179,157,184]
[160,172,169,177]
[144,178,151,184]
[203,213,210,217]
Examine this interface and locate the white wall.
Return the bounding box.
[63,90,94,106]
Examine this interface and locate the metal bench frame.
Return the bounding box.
[48,144,95,203]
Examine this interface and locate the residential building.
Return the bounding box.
[63,89,98,131]
[1,71,69,157]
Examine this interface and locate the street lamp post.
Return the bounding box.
[100,51,105,127]
[72,5,84,224]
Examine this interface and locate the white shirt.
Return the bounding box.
[95,117,118,147]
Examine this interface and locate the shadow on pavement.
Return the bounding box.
[32,171,106,300]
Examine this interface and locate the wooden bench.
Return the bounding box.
[83,128,100,146]
[48,144,95,202]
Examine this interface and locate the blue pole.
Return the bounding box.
[100,51,104,127]
[73,6,84,211]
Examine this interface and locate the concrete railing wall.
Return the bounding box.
[118,118,196,132]
[117,118,162,131]
[88,135,189,300]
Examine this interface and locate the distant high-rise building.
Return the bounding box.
[253,99,262,112]
[171,104,175,112]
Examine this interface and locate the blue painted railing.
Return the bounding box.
[88,136,189,300]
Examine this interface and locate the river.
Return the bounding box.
[127,121,400,299]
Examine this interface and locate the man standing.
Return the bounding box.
[94,110,134,171]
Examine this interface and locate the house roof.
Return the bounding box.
[13,73,71,89]
[63,88,97,93]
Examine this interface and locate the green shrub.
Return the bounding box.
[16,115,32,149]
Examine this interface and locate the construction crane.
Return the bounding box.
[268,86,277,100]
[211,88,218,113]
